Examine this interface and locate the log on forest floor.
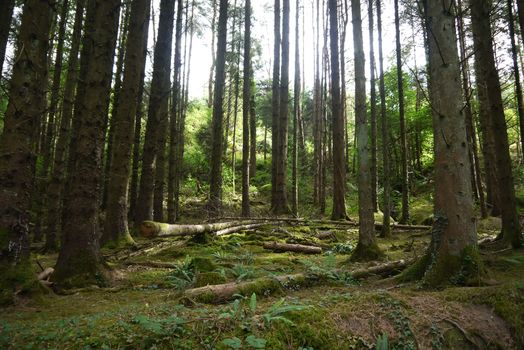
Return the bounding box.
[182,259,411,304]
[139,220,280,238]
[263,241,323,254]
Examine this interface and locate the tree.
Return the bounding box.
[271,0,281,211]
[135,0,175,224]
[208,0,229,214]
[350,0,382,261]
[273,0,291,215]
[0,0,15,75]
[53,0,121,287]
[291,0,300,217]
[102,0,151,247]
[394,0,409,224]
[0,0,52,304]
[368,0,378,212]
[471,0,522,249]
[402,0,480,286]
[242,0,252,217]
[377,0,391,237]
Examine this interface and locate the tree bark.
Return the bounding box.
[377,0,391,237]
[263,242,322,254]
[139,220,263,237]
[471,0,522,248]
[329,0,347,220]
[0,0,51,304]
[53,0,121,288]
[368,0,378,212]
[291,0,300,217]
[350,0,382,262]
[0,0,14,75]
[271,0,281,211]
[208,0,229,215]
[102,0,151,247]
[208,0,217,108]
[135,0,175,224]
[241,0,252,217]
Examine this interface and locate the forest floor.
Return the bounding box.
[1,207,524,349]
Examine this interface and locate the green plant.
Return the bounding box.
[229,264,256,281]
[260,298,308,327]
[376,333,389,350]
[167,257,196,289]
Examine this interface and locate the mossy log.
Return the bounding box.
[216,217,430,231]
[124,261,178,268]
[214,222,279,236]
[183,260,409,303]
[263,241,322,254]
[139,220,263,238]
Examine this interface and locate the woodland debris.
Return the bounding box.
[37,267,54,281]
[263,241,322,254]
[214,222,280,236]
[124,261,178,269]
[316,230,335,240]
[139,220,272,238]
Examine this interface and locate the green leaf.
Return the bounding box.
[222,337,242,349]
[246,335,267,349]
[249,293,257,313]
[376,333,389,350]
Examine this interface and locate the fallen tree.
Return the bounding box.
[139,220,276,238]
[214,217,431,231]
[263,241,322,254]
[183,259,411,303]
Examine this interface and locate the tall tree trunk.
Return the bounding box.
[313,0,321,206]
[135,0,175,224]
[377,0,391,237]
[329,0,347,220]
[152,101,169,222]
[44,0,86,252]
[249,77,257,179]
[271,0,281,211]
[231,18,242,197]
[508,0,524,163]
[471,0,522,248]
[53,0,121,287]
[102,0,150,247]
[241,0,252,217]
[0,0,51,304]
[291,0,300,217]
[350,0,382,262]
[208,0,229,215]
[404,0,479,286]
[394,0,409,224]
[0,0,15,75]
[168,0,184,223]
[368,0,378,212]
[208,0,217,108]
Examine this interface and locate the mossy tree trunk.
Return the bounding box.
[403,0,480,286]
[471,0,522,249]
[208,0,229,215]
[135,0,175,224]
[350,0,382,262]
[271,0,281,211]
[44,0,86,252]
[0,0,52,304]
[102,0,151,247]
[241,0,252,217]
[368,0,378,213]
[53,0,120,288]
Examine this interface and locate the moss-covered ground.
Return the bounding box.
[1,212,523,349]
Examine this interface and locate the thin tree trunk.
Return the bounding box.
[53,0,121,287]
[241,0,252,217]
[102,0,151,247]
[208,0,229,215]
[377,0,391,237]
[271,0,281,210]
[208,0,217,108]
[368,0,378,212]
[0,0,52,302]
[249,77,257,179]
[135,0,175,224]
[291,0,300,217]
[231,16,242,197]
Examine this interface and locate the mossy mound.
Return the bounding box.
[194,272,227,288]
[189,257,216,273]
[349,242,384,262]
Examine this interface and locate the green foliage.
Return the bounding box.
[375,333,389,350]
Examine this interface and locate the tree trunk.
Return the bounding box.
[263,242,322,254]
[241,0,252,217]
[394,0,409,224]
[208,0,217,108]
[291,0,300,217]
[404,0,479,286]
[153,106,169,222]
[139,220,263,237]
[249,77,257,179]
[0,0,51,304]
[368,0,378,212]
[0,0,14,74]
[350,0,382,262]
[44,0,86,252]
[135,0,175,224]
[271,0,281,211]
[517,0,524,43]
[471,0,522,249]
[102,0,151,247]
[208,0,229,215]
[377,0,391,237]
[53,0,121,288]
[329,0,347,220]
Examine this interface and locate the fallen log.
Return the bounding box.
[183,259,410,303]
[263,241,322,254]
[124,261,179,269]
[37,267,54,281]
[140,220,263,238]
[214,222,280,236]
[215,217,431,231]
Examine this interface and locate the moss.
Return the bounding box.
[194,290,216,304]
[193,272,227,288]
[349,241,384,262]
[396,252,431,283]
[189,257,216,273]
[103,231,137,249]
[0,259,39,306]
[51,251,110,289]
[424,245,483,287]
[238,277,282,297]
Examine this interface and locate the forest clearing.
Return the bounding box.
[1,0,524,348]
